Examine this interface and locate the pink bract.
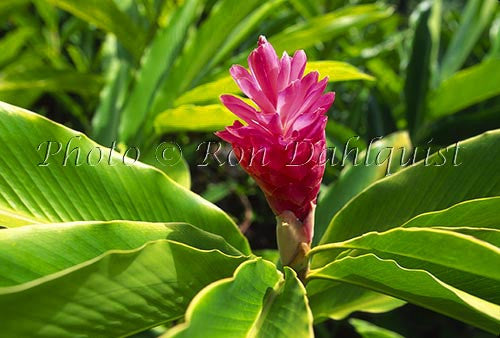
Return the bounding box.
[216,36,335,242]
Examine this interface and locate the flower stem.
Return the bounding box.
[276,211,311,282]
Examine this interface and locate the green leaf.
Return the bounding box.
[308,254,500,334]
[439,0,498,82]
[118,0,202,143]
[0,68,102,96]
[254,249,280,266]
[307,280,405,322]
[152,0,265,114]
[311,227,500,282]
[0,0,29,16]
[175,76,241,106]
[401,197,500,229]
[487,14,500,59]
[174,76,238,106]
[0,221,243,286]
[0,240,247,337]
[0,27,35,67]
[207,0,285,75]
[269,4,393,55]
[201,182,236,203]
[319,129,500,245]
[404,0,441,134]
[44,0,145,60]
[140,144,192,189]
[307,61,375,82]
[349,318,404,338]
[325,121,367,153]
[33,0,59,31]
[0,101,250,254]
[315,131,411,244]
[175,61,373,107]
[166,259,313,338]
[289,0,320,19]
[428,58,500,119]
[439,228,500,248]
[91,36,133,145]
[315,204,500,305]
[156,62,373,134]
[155,104,240,134]
[162,157,191,189]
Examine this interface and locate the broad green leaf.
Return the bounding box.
[349,319,404,338]
[308,254,500,334]
[404,0,441,134]
[311,227,500,282]
[0,68,102,96]
[161,157,191,189]
[166,259,313,338]
[174,76,238,106]
[44,0,145,60]
[0,221,243,286]
[0,101,250,254]
[153,0,265,114]
[360,250,500,306]
[307,280,405,322]
[315,131,411,244]
[401,197,500,229]
[319,129,500,245]
[140,144,192,189]
[315,212,500,305]
[307,61,375,82]
[439,0,498,82]
[269,4,393,55]
[438,228,500,248]
[0,240,247,337]
[428,58,500,118]
[155,104,239,134]
[175,61,373,106]
[254,249,280,265]
[118,0,202,143]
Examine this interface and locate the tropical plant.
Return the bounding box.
[0,0,499,337]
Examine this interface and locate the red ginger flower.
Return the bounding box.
[216,36,335,244]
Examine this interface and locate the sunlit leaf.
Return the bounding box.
[428,58,500,118]
[175,61,373,106]
[166,259,313,338]
[0,101,250,254]
[0,239,247,337]
[309,254,500,334]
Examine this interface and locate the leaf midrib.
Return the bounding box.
[247,277,285,338]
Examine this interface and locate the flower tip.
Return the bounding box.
[219,94,230,102]
[229,64,239,74]
[258,35,268,46]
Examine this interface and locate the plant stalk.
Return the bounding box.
[276,211,311,282]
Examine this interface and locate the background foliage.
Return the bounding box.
[0,0,499,337]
